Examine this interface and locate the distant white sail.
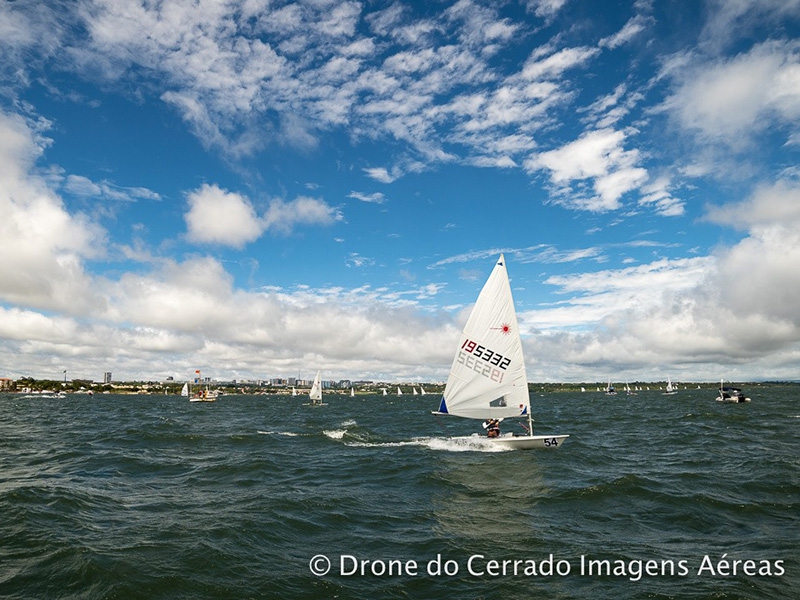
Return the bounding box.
[309,371,323,404]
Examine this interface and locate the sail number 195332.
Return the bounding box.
[460,339,511,370]
[457,338,510,383]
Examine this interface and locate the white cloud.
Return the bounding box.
[348,191,387,204]
[705,179,800,228]
[519,181,800,380]
[526,128,648,211]
[524,0,570,20]
[262,195,343,235]
[662,40,800,149]
[64,174,161,202]
[185,184,263,248]
[0,109,104,313]
[363,166,399,183]
[599,14,650,49]
[700,0,800,50]
[184,185,342,245]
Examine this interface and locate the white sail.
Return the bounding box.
[397,387,403,396]
[180,382,189,397]
[350,387,355,397]
[309,371,322,404]
[435,254,529,420]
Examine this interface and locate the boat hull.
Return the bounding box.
[491,434,569,450]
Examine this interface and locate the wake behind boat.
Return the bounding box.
[431,254,568,450]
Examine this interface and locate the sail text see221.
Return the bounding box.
[457,338,510,383]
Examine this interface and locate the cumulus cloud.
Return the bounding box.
[184,184,342,246]
[185,184,263,248]
[662,40,800,149]
[0,109,104,314]
[519,181,800,381]
[705,179,800,228]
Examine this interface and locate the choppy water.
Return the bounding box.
[0,385,797,599]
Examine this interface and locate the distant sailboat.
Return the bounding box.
[350,387,355,397]
[304,371,326,406]
[431,254,568,450]
[180,383,189,397]
[382,388,387,396]
[189,370,216,402]
[605,379,617,395]
[663,376,677,395]
[397,387,403,396]
[419,386,427,395]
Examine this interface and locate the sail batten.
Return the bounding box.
[438,254,530,420]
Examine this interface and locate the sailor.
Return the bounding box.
[485,418,501,438]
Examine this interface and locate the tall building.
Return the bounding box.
[104,372,112,384]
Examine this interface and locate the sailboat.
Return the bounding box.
[350,387,355,397]
[431,254,568,450]
[663,376,677,395]
[304,371,326,406]
[188,370,216,402]
[180,382,189,397]
[605,379,617,395]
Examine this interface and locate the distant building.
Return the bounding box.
[104,372,112,384]
[0,377,13,391]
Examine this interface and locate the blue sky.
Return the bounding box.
[1,0,800,384]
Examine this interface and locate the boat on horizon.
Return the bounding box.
[304,371,326,406]
[716,379,751,403]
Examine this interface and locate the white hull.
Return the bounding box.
[717,395,750,403]
[490,433,569,450]
[189,397,216,402]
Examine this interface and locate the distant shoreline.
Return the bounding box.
[1,377,794,396]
